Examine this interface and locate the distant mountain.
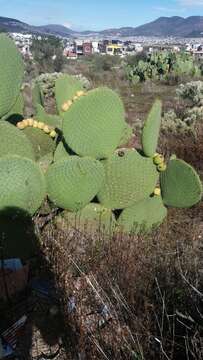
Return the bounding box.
[0,16,74,37]
[101,16,203,37]
[36,24,75,37]
[0,15,203,38]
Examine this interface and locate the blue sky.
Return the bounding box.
[1,0,203,30]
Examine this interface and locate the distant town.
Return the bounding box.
[10,32,203,60]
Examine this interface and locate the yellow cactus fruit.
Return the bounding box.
[22,119,29,127]
[43,125,51,134]
[37,122,44,129]
[76,90,85,97]
[17,121,25,129]
[50,130,57,138]
[153,153,165,165]
[61,102,69,112]
[61,100,73,112]
[33,120,39,128]
[27,118,34,126]
[157,163,167,172]
[154,187,161,196]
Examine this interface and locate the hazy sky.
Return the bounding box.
[1,0,203,30]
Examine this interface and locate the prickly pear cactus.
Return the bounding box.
[117,196,167,234]
[0,155,46,215]
[0,122,35,160]
[63,87,125,159]
[1,92,24,121]
[54,141,70,163]
[55,74,84,115]
[56,203,116,234]
[23,127,56,160]
[98,148,159,209]
[160,159,202,208]
[35,104,62,129]
[0,34,24,118]
[37,152,53,173]
[142,99,162,157]
[46,156,105,211]
[32,82,44,111]
[119,123,133,147]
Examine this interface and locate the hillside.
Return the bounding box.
[0,15,203,37]
[101,16,203,37]
[0,16,74,37]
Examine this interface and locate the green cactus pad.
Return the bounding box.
[23,127,56,160]
[32,82,44,110]
[142,99,162,157]
[160,159,202,208]
[97,148,159,209]
[118,196,167,234]
[37,152,53,173]
[54,142,70,162]
[55,74,84,115]
[0,122,35,160]
[56,203,116,234]
[119,123,133,147]
[35,104,62,129]
[1,92,24,121]
[63,87,125,158]
[46,156,105,211]
[0,155,46,215]
[0,34,24,117]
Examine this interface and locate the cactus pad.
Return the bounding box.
[1,92,24,121]
[63,87,125,158]
[118,196,167,234]
[54,142,70,162]
[0,34,24,117]
[23,127,56,160]
[0,155,46,215]
[56,203,116,234]
[119,123,133,147]
[46,156,105,211]
[35,104,62,129]
[37,152,53,173]
[32,82,44,110]
[55,74,84,115]
[0,122,35,160]
[142,99,162,157]
[160,159,202,208]
[97,148,159,209]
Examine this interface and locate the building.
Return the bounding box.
[83,42,93,56]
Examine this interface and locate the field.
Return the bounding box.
[0,43,203,360]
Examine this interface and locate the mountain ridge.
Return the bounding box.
[0,15,203,37]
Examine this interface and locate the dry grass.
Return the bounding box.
[37,198,203,359]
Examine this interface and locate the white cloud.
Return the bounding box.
[63,21,73,29]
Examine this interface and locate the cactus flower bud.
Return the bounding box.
[153,153,164,165]
[50,130,57,138]
[27,118,34,126]
[154,187,161,196]
[33,120,38,128]
[37,122,44,129]
[61,100,72,112]
[76,90,85,97]
[157,163,167,172]
[43,125,51,133]
[17,121,25,129]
